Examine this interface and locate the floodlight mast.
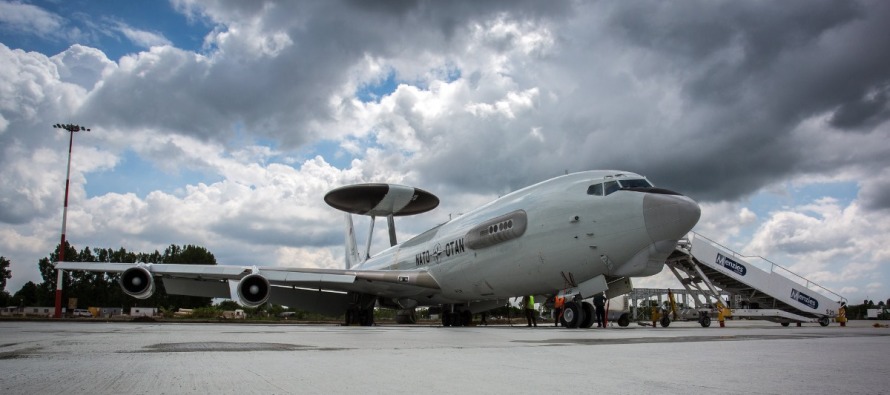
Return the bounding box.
[52,123,90,319]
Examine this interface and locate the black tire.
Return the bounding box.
[359,308,374,326]
[563,302,584,328]
[580,302,595,328]
[460,310,472,326]
[700,315,711,328]
[442,311,452,327]
[819,316,830,327]
[395,309,417,325]
[660,314,671,328]
[780,322,790,327]
[617,313,630,327]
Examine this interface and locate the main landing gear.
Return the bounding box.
[561,301,596,329]
[344,292,376,326]
[441,305,472,327]
[395,308,417,325]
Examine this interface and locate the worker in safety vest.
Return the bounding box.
[838,302,847,327]
[553,295,565,327]
[523,295,537,327]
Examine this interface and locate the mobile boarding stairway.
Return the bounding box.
[665,233,846,326]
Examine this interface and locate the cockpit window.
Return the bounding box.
[590,178,653,196]
[586,183,603,196]
[618,179,652,188]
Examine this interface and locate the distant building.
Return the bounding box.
[21,307,54,317]
[130,307,158,317]
[0,307,22,316]
[91,307,124,317]
[220,310,245,319]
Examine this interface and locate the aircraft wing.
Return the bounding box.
[54,261,440,316]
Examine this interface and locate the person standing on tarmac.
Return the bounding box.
[523,295,537,327]
[553,295,565,327]
[593,292,606,328]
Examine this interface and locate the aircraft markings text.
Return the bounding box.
[416,238,466,267]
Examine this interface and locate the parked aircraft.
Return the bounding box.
[56,170,700,328]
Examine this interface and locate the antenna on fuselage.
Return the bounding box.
[324,183,440,261]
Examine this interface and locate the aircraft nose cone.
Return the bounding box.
[643,193,701,249]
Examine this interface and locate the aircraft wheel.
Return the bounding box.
[780,322,790,327]
[461,310,472,326]
[617,313,630,327]
[442,311,452,327]
[819,316,830,327]
[395,309,417,325]
[660,315,671,327]
[580,302,595,328]
[562,302,583,328]
[359,308,375,326]
[451,311,462,327]
[700,315,711,327]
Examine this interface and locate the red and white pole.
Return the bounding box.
[53,124,89,318]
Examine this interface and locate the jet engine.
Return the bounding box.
[119,266,155,299]
[237,274,271,307]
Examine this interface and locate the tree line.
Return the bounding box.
[0,243,215,311]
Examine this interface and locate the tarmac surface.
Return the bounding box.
[1,319,888,394]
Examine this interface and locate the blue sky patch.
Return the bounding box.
[356,70,398,103]
[747,180,859,218]
[85,150,221,198]
[0,0,209,60]
[302,139,354,169]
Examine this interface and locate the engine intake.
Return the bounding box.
[237,274,270,307]
[119,266,155,299]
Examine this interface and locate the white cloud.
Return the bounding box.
[113,22,172,49]
[466,88,539,119]
[51,44,116,90]
[0,44,84,125]
[745,197,890,301]
[692,202,758,248]
[0,1,64,38]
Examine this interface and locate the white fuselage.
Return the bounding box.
[353,171,700,305]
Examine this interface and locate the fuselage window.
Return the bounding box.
[587,183,604,196]
[604,181,620,195]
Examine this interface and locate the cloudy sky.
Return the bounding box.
[1,0,888,304]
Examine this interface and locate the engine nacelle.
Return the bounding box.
[119,266,155,299]
[237,274,270,307]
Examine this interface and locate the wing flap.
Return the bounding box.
[150,264,252,279]
[55,261,133,273]
[163,278,231,298]
[268,287,350,316]
[279,271,356,284]
[55,261,251,280]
